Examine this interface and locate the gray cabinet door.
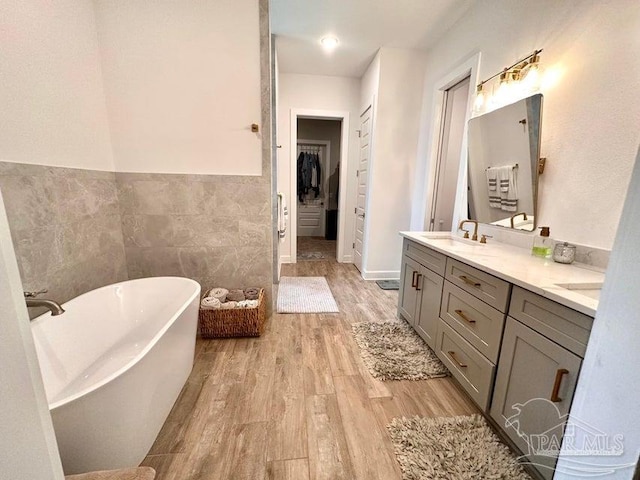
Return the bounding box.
[490,317,582,479]
[398,254,421,325]
[415,266,444,349]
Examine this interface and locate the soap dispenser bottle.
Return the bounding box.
[532,226,553,258]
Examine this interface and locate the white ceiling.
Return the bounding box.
[271,0,475,78]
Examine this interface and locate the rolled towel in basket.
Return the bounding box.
[244,287,260,300]
[237,300,259,308]
[207,287,229,303]
[226,289,245,302]
[220,301,238,309]
[200,297,221,310]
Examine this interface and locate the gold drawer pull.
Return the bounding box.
[454,309,476,324]
[550,368,569,402]
[459,275,481,288]
[447,350,467,368]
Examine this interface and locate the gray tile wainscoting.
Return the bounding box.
[116,172,274,306]
[0,162,128,317]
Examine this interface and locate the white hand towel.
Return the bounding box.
[486,167,501,209]
[207,287,228,303]
[200,297,221,310]
[486,167,498,191]
[497,165,511,193]
[220,301,238,309]
[499,165,519,212]
[237,300,259,308]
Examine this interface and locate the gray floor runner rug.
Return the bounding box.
[352,320,449,380]
[387,414,532,480]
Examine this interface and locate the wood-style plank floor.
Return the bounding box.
[143,251,479,480]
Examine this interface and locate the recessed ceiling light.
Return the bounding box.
[320,36,339,50]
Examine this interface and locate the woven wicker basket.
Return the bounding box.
[198,289,266,338]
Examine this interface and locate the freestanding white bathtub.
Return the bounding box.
[31,277,201,475]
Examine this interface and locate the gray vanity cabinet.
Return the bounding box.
[398,239,445,349]
[398,237,596,480]
[490,317,582,479]
[414,267,444,347]
[399,254,422,324]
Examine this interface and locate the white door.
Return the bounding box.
[354,106,371,272]
[429,76,470,231]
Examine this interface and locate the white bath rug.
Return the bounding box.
[277,276,339,313]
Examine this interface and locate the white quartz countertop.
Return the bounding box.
[400,231,605,317]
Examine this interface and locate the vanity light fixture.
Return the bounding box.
[320,36,339,51]
[474,49,543,112]
[473,83,485,111]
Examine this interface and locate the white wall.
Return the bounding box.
[94,0,263,175]
[361,48,428,279]
[413,0,640,250]
[555,149,640,479]
[0,0,114,171]
[360,52,380,110]
[0,192,64,479]
[277,73,361,263]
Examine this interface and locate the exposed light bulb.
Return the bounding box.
[495,77,511,101]
[320,36,339,51]
[520,62,541,93]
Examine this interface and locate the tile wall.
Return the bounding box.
[0,162,128,317]
[116,172,273,297]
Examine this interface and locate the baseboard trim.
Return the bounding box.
[361,270,400,281]
[280,255,292,264]
[340,254,353,263]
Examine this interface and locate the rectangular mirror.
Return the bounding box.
[467,94,543,231]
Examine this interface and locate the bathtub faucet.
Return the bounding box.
[24,289,65,316]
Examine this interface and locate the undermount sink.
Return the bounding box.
[553,282,604,301]
[419,234,485,247]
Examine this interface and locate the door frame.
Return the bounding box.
[0,191,65,478]
[295,138,331,237]
[429,76,471,232]
[289,108,350,263]
[422,52,481,231]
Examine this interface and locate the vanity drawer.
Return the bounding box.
[403,239,446,276]
[440,281,506,363]
[435,319,495,410]
[445,258,511,312]
[509,286,593,357]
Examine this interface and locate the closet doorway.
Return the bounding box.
[296,139,330,237]
[295,119,342,261]
[288,110,350,264]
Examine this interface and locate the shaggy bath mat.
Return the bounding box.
[387,414,531,480]
[297,251,328,261]
[277,276,339,313]
[376,279,400,290]
[352,320,449,380]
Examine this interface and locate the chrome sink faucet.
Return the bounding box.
[24,289,65,316]
[458,219,479,241]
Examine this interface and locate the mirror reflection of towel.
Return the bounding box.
[486,167,501,208]
[498,166,518,212]
[486,167,498,191]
